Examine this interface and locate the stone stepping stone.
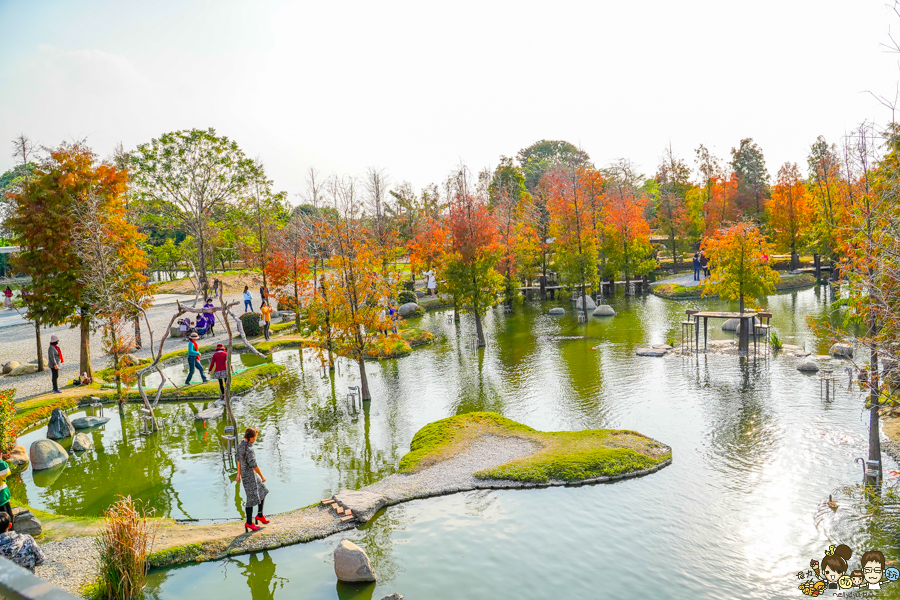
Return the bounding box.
[636,348,668,357]
[194,406,224,421]
[71,416,110,429]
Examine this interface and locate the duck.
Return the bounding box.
[826,494,838,510]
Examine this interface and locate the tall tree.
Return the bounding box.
[703,175,740,236]
[544,166,596,313]
[806,136,847,260]
[265,216,311,330]
[241,160,288,288]
[489,157,530,306]
[130,128,255,293]
[9,141,128,376]
[655,145,693,270]
[767,162,813,269]
[603,160,655,287]
[517,140,591,192]
[443,166,503,346]
[730,138,770,217]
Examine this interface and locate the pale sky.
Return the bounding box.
[0,0,897,201]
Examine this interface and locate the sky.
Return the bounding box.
[0,0,898,202]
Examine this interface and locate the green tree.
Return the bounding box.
[655,145,693,270]
[489,157,530,305]
[701,219,778,314]
[130,128,256,293]
[240,161,288,287]
[516,140,591,192]
[730,138,770,217]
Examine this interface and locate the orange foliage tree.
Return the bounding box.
[443,167,503,346]
[603,160,655,286]
[407,217,448,290]
[702,219,778,314]
[264,217,311,329]
[9,142,130,376]
[767,162,813,269]
[704,175,740,236]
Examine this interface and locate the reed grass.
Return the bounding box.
[94,496,158,600]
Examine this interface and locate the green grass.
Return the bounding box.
[398,412,670,483]
[120,363,285,400]
[148,542,205,567]
[652,283,702,299]
[774,273,816,290]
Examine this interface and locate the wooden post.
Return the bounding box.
[814,253,821,281]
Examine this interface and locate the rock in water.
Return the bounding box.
[797,360,820,373]
[592,305,615,317]
[636,348,668,357]
[194,406,224,421]
[398,302,419,317]
[380,595,404,600]
[29,439,68,471]
[11,507,42,537]
[46,408,74,440]
[333,489,387,524]
[722,317,760,331]
[71,416,110,429]
[548,307,565,315]
[71,432,93,452]
[1,361,19,374]
[829,343,853,358]
[334,540,377,582]
[6,445,28,468]
[574,295,597,311]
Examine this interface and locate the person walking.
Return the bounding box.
[185,332,207,385]
[260,301,273,341]
[237,427,269,532]
[259,285,268,306]
[243,286,253,313]
[48,335,63,393]
[212,278,220,299]
[699,251,710,278]
[2,287,11,310]
[692,253,700,281]
[208,343,229,399]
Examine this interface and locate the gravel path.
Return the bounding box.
[35,536,98,595]
[0,291,261,400]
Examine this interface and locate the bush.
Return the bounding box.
[397,290,417,305]
[95,496,157,600]
[240,312,263,338]
[0,389,15,453]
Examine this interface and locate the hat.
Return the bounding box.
[189,332,199,339]
[50,335,59,343]
[215,344,225,350]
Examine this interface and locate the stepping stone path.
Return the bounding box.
[636,347,669,357]
[797,360,820,373]
[592,305,615,317]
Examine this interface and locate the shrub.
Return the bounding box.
[397,290,417,305]
[240,312,263,338]
[94,496,158,600]
[0,389,16,453]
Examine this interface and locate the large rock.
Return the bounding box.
[71,432,93,452]
[1,361,19,375]
[29,439,68,471]
[194,406,224,421]
[548,307,565,316]
[6,445,28,468]
[71,416,110,430]
[592,305,615,317]
[8,364,38,376]
[574,295,597,311]
[380,596,404,600]
[398,302,420,317]
[722,317,760,331]
[334,540,377,582]
[46,408,74,440]
[11,507,42,537]
[797,360,820,373]
[333,489,388,524]
[830,343,853,358]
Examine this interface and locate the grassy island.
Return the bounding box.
[399,412,671,483]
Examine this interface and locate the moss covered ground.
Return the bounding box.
[399,412,670,483]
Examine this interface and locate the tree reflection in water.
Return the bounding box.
[234,551,287,600]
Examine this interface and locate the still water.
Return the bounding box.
[17,287,900,598]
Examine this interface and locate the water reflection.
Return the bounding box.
[235,552,286,600]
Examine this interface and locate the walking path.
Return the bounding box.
[651,273,706,288]
[0,291,260,400]
[35,433,672,594]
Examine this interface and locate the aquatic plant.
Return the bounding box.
[770,328,784,350]
[94,496,158,600]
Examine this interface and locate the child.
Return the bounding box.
[0,459,11,523]
[0,511,44,572]
[851,570,863,588]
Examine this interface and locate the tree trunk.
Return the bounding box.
[34,320,44,372]
[294,281,301,331]
[110,320,122,401]
[473,309,486,347]
[670,234,677,273]
[358,357,371,401]
[868,317,882,483]
[80,312,92,378]
[133,315,142,350]
[221,298,238,433]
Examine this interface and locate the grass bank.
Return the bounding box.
[652,273,818,300]
[399,412,671,483]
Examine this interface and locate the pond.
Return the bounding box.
[16,286,900,598]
